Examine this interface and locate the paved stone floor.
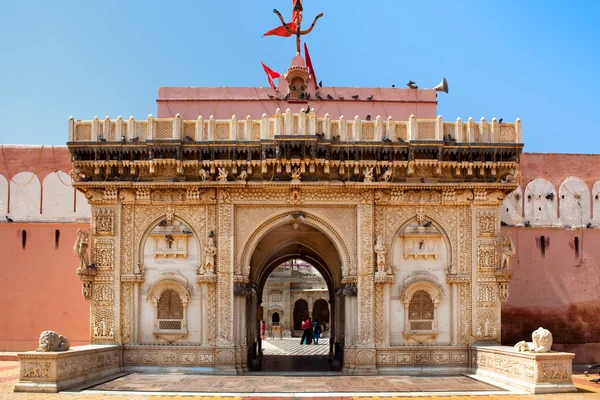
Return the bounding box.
[262,338,330,356]
[1,360,600,399]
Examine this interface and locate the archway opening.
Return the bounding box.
[244,218,344,372]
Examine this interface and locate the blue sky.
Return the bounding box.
[0,0,598,153]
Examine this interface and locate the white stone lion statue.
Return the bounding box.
[36,330,70,352]
[514,327,553,353]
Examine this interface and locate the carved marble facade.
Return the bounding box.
[72,179,517,373]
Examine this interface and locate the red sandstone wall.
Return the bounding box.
[0,223,89,351]
[0,145,71,180]
[501,226,600,362]
[520,153,600,191]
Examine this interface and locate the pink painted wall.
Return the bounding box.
[501,226,600,362]
[157,86,437,121]
[0,223,89,351]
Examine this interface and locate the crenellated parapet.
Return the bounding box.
[69,112,522,144]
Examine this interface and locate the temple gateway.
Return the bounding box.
[14,2,580,395]
[66,74,524,374]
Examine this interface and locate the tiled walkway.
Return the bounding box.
[263,338,330,356]
[1,360,600,398]
[93,374,502,393]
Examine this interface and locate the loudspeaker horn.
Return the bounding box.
[433,78,449,94]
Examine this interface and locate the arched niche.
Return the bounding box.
[41,171,74,221]
[0,174,7,217]
[146,271,191,344]
[9,172,41,221]
[593,181,600,225]
[524,179,558,226]
[389,216,451,345]
[559,177,591,227]
[138,215,202,344]
[501,187,523,226]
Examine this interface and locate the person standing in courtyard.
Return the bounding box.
[313,320,321,345]
[261,320,266,340]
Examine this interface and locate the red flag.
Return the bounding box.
[304,43,318,91]
[261,61,280,91]
[263,22,297,38]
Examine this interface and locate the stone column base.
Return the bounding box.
[471,345,576,394]
[14,345,121,393]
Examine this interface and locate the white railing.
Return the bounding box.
[69,111,522,144]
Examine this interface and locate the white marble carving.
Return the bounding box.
[500,233,516,270]
[514,327,553,353]
[36,330,70,352]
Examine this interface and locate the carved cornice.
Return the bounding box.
[446,274,471,284]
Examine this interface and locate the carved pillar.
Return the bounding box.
[355,198,376,372]
[215,189,236,372]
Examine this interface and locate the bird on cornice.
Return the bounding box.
[327,94,334,100]
[338,95,345,100]
[407,80,418,89]
[5,216,13,223]
[130,136,139,142]
[185,135,194,141]
[351,95,359,100]
[367,95,374,100]
[98,136,107,142]
[315,92,322,100]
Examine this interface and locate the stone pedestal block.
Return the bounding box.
[471,346,576,394]
[14,345,121,393]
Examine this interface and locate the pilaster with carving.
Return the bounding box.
[215,189,235,370]
[472,193,506,345]
[356,192,376,370]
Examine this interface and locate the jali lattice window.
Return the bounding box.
[408,290,434,331]
[158,290,183,330]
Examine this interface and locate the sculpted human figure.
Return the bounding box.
[237,170,248,181]
[290,168,302,181]
[363,167,374,183]
[514,327,553,353]
[204,232,217,274]
[218,168,228,182]
[374,236,387,273]
[73,229,89,269]
[501,232,516,270]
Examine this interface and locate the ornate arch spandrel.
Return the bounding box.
[238,211,353,282]
[132,208,206,275]
[387,213,454,276]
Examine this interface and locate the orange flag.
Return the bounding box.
[261,61,280,91]
[263,22,296,38]
[263,0,301,38]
